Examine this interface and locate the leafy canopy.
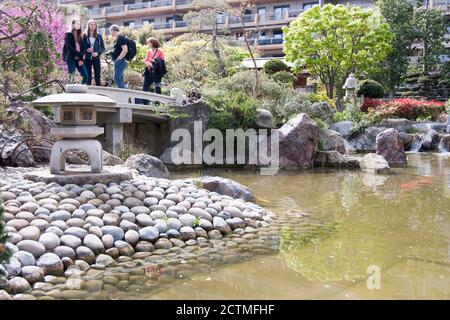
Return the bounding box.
[283,4,393,98]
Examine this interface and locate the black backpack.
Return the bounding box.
[125,38,137,62]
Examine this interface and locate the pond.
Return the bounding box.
[106,153,450,300]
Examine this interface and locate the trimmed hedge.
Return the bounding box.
[356,79,385,98]
[263,59,290,75]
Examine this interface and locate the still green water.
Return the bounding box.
[143,153,450,300]
[96,153,449,300]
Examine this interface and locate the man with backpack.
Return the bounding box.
[109,24,136,88]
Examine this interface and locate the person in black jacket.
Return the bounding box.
[82,20,105,86]
[143,37,165,95]
[63,19,88,84]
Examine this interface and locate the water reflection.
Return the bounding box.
[117,154,450,299]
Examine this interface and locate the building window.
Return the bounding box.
[123,0,135,4]
[143,19,155,25]
[257,7,266,21]
[99,3,110,8]
[123,21,136,27]
[303,2,319,10]
[274,5,289,20]
[273,30,283,39]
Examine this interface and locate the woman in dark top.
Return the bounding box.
[63,19,88,84]
[82,19,105,86]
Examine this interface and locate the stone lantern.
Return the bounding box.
[343,73,358,102]
[32,85,116,174]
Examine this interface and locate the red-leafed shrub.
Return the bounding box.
[367,98,445,122]
[361,98,384,112]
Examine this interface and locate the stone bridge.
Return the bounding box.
[34,86,210,158]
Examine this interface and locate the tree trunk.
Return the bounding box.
[212,25,227,78]
[241,20,259,99]
[326,82,334,99]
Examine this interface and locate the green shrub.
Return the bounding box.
[117,139,150,161]
[307,91,336,109]
[356,79,385,98]
[271,71,296,86]
[263,59,290,75]
[217,70,286,100]
[206,91,258,132]
[124,69,144,90]
[0,202,10,267]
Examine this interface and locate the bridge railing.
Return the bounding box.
[86,86,184,107]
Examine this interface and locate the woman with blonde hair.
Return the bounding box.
[62,18,88,84]
[82,19,105,86]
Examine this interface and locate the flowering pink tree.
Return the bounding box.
[0,0,66,97]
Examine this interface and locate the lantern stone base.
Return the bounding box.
[24,165,132,185]
[50,139,103,174]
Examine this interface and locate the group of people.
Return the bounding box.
[63,18,165,94]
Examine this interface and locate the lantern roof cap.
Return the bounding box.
[32,85,116,107]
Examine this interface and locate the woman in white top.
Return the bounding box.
[82,19,105,86]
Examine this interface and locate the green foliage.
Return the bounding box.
[216,70,284,100]
[0,203,11,267]
[206,90,258,132]
[333,101,370,135]
[120,24,164,46]
[124,69,144,90]
[446,99,450,115]
[193,217,202,228]
[283,4,393,98]
[263,59,291,75]
[307,91,336,109]
[413,7,446,74]
[356,79,385,98]
[312,118,329,130]
[164,33,249,85]
[375,0,415,95]
[116,139,150,161]
[271,71,296,87]
[128,42,148,73]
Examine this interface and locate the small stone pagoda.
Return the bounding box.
[32,84,116,174]
[343,73,358,102]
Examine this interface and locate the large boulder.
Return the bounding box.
[0,125,35,167]
[314,151,356,168]
[376,129,407,166]
[6,101,54,164]
[359,153,390,174]
[125,154,170,178]
[102,151,124,166]
[377,118,412,133]
[330,121,353,139]
[398,133,417,151]
[310,102,335,124]
[440,134,450,152]
[278,113,319,169]
[348,127,386,152]
[254,109,273,129]
[419,129,440,152]
[319,128,347,154]
[201,176,255,202]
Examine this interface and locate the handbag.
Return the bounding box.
[141,49,159,77]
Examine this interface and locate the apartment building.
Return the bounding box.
[60,0,449,57]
